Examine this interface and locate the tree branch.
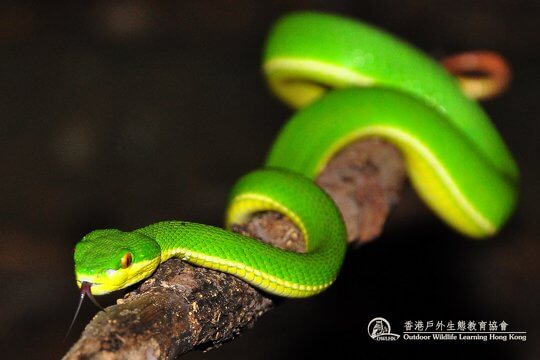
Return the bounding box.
[63,139,406,359]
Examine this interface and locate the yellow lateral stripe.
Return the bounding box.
[264,58,376,108]
[264,57,375,87]
[226,192,311,248]
[315,125,495,235]
[166,246,332,297]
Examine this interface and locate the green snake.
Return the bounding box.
[72,12,518,300]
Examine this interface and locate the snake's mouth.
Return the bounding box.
[79,281,106,310]
[76,279,102,286]
[75,272,125,295]
[74,257,161,296]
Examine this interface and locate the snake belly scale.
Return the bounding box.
[73,12,518,298]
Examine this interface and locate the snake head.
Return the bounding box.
[74,229,161,295]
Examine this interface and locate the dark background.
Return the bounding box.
[0,1,538,359]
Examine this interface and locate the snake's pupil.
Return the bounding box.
[121,252,132,268]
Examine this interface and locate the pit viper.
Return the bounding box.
[72,12,518,301]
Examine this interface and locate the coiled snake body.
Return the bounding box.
[73,12,518,298]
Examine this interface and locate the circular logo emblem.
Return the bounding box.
[367,317,400,341]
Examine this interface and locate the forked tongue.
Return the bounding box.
[63,281,105,342]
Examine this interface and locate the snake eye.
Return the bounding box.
[121,252,133,269]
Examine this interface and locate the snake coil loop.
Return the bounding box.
[72,12,518,299]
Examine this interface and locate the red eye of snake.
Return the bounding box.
[121,252,133,269]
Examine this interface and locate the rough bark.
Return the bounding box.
[63,139,406,359]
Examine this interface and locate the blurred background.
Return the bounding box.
[0,1,538,359]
